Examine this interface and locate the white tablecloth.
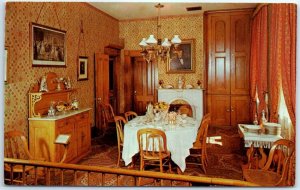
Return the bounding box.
[238,124,282,148]
[122,116,200,172]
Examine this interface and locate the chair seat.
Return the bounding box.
[143,151,170,160]
[243,169,282,186]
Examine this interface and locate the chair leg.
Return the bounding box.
[201,156,206,174]
[138,159,144,186]
[160,159,163,173]
[117,147,120,167]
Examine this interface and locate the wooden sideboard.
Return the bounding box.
[29,109,91,163]
[28,72,91,163]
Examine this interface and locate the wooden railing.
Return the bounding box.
[4,158,258,186]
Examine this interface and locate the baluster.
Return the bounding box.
[60,169,64,186]
[34,166,38,185]
[101,173,104,186]
[74,170,77,186]
[46,167,50,185]
[22,165,25,185]
[87,171,90,186]
[117,174,119,186]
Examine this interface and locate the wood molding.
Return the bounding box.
[204,8,255,15]
[252,4,268,18]
[119,13,203,23]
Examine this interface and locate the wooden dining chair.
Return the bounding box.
[100,103,115,135]
[137,128,171,173]
[242,139,295,186]
[186,113,211,174]
[177,105,193,117]
[4,130,44,184]
[137,128,171,185]
[114,116,127,167]
[124,111,138,122]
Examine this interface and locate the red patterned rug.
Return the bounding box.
[73,125,247,186]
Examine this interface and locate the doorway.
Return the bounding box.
[124,50,158,115]
[94,45,122,136]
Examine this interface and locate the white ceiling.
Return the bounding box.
[88,2,258,20]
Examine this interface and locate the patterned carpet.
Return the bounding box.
[74,125,248,186]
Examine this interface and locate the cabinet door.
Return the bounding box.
[76,112,91,156]
[57,117,77,162]
[231,95,250,127]
[207,95,231,126]
[230,13,251,95]
[207,14,231,94]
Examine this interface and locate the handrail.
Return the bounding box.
[4,158,258,186]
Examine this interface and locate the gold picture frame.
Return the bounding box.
[167,39,195,73]
[30,23,66,67]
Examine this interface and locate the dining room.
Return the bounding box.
[2,0,298,187]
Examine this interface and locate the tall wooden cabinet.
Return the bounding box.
[205,10,253,126]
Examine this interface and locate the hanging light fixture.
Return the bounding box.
[139,3,181,63]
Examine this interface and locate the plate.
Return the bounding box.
[185,84,194,89]
[164,84,173,89]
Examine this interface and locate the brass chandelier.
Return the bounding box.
[139,3,181,63]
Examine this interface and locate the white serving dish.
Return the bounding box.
[164,84,174,89]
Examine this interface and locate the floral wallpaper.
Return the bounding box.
[119,14,204,88]
[4,2,119,136]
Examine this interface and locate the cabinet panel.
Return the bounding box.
[207,95,231,126]
[230,95,250,126]
[76,112,91,156]
[207,14,231,94]
[230,14,250,95]
[57,118,77,163]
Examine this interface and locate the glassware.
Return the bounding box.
[253,113,258,125]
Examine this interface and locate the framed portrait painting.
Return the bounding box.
[167,39,195,73]
[78,56,88,80]
[30,23,66,67]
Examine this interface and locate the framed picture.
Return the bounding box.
[4,46,8,82]
[30,23,66,67]
[78,56,88,80]
[167,39,195,73]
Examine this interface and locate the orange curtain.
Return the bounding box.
[269,4,296,127]
[249,6,268,122]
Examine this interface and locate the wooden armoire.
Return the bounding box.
[205,9,253,127]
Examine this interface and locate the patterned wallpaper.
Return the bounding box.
[4,2,119,136]
[119,14,204,88]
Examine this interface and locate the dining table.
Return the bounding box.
[122,115,201,172]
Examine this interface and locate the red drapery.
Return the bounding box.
[249,6,268,122]
[269,4,296,128]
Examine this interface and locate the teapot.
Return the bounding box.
[71,98,79,110]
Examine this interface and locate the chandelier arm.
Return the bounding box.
[140,3,180,63]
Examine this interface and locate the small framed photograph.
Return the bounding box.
[167,39,195,73]
[78,56,88,80]
[30,23,66,67]
[4,46,8,82]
